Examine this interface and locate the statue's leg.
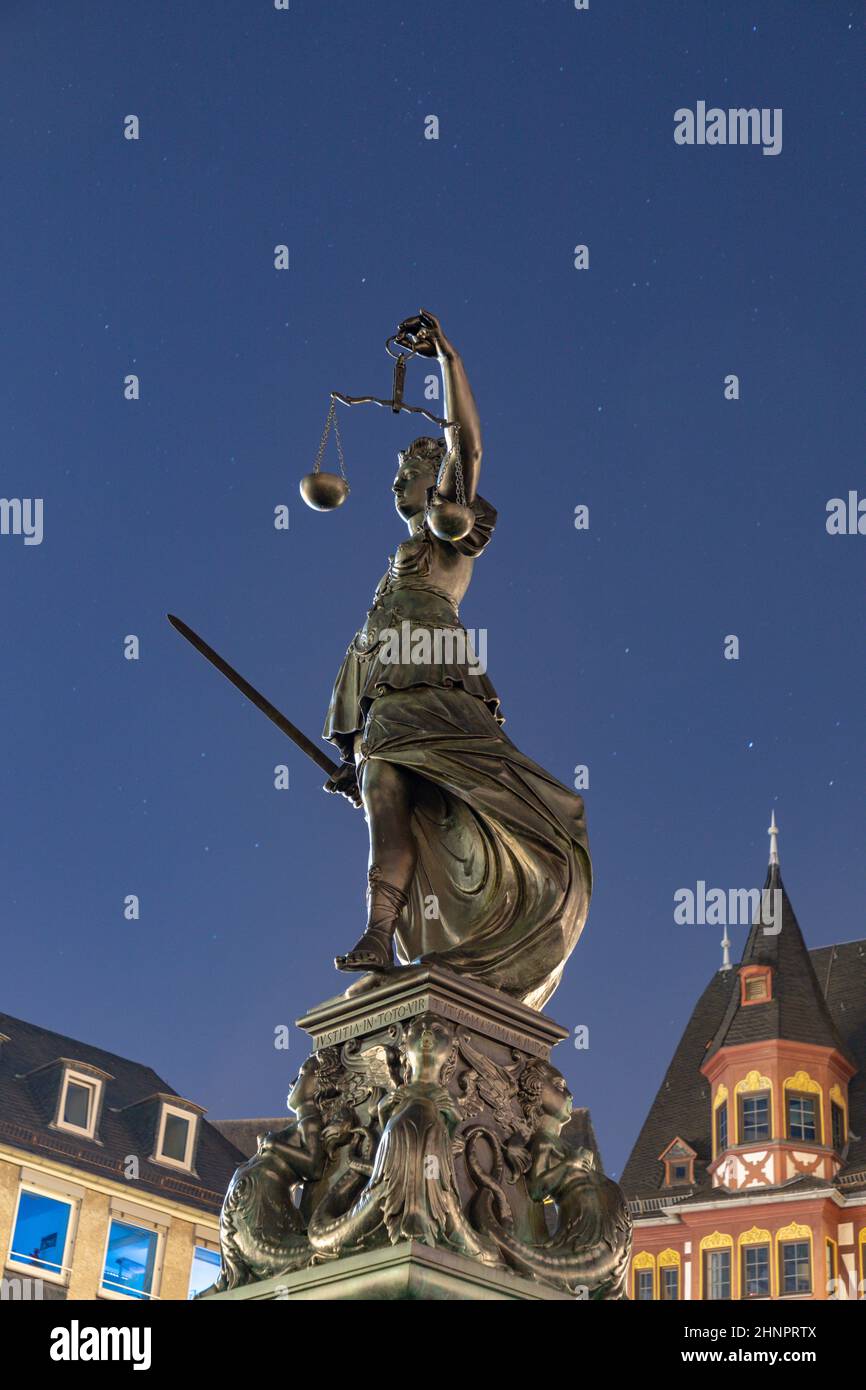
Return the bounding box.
[362,756,418,891]
[335,756,417,973]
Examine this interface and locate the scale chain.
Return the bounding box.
[313,398,348,482]
[437,422,465,507]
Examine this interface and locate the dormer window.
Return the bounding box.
[154,1103,197,1171]
[658,1137,697,1187]
[119,1091,204,1173]
[55,1065,108,1141]
[19,1057,111,1142]
[739,965,772,1006]
[61,1077,97,1132]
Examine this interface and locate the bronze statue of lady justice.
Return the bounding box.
[175,313,632,1301]
[170,310,592,1011]
[317,310,592,1009]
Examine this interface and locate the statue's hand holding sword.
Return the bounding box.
[322,761,362,808]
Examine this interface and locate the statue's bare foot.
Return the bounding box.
[342,971,393,998]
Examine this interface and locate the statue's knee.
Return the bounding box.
[362,758,409,808]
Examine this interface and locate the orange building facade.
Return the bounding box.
[622,822,866,1300]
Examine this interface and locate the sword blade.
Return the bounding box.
[167,614,340,777]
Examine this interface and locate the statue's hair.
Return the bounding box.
[398,435,447,474]
[517,1058,559,1130]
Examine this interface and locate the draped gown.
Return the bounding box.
[322,496,591,1011]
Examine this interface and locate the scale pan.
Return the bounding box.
[300,472,350,511]
[428,498,474,541]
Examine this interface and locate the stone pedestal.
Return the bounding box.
[299,962,568,1067]
[201,964,630,1302]
[204,1239,575,1301]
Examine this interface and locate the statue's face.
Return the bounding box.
[542,1068,574,1125]
[403,1015,453,1074]
[393,457,434,519]
[287,1056,318,1112]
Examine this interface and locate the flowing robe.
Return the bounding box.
[322,497,591,1010]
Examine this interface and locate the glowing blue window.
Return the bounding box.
[188,1245,221,1298]
[10,1190,71,1276]
[101,1219,158,1299]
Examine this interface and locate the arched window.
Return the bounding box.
[783,1071,824,1145]
[632,1251,655,1300]
[700,1232,734,1300]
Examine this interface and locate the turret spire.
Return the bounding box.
[768,809,780,867]
[720,927,732,972]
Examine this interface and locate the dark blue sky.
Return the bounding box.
[1,2,862,1178]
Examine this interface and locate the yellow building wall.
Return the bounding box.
[66,1188,111,1298]
[0,1159,19,1262]
[0,1145,218,1300]
[160,1217,197,1302]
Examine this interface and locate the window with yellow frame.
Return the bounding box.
[632,1251,655,1300]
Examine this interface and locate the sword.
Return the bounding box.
[167,614,340,777]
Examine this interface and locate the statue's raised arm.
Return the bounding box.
[394,309,481,505]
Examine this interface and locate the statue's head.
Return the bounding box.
[287,1054,319,1114]
[518,1059,574,1131]
[392,436,446,520]
[402,1013,455,1080]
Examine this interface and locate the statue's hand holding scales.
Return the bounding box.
[396,310,477,542]
[393,308,448,358]
[300,309,476,543]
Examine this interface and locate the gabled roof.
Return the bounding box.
[658,1136,697,1162]
[0,1012,244,1213]
[706,864,853,1066]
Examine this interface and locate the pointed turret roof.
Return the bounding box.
[622,820,866,1203]
[705,816,853,1065]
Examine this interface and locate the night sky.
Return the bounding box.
[1,2,862,1178]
